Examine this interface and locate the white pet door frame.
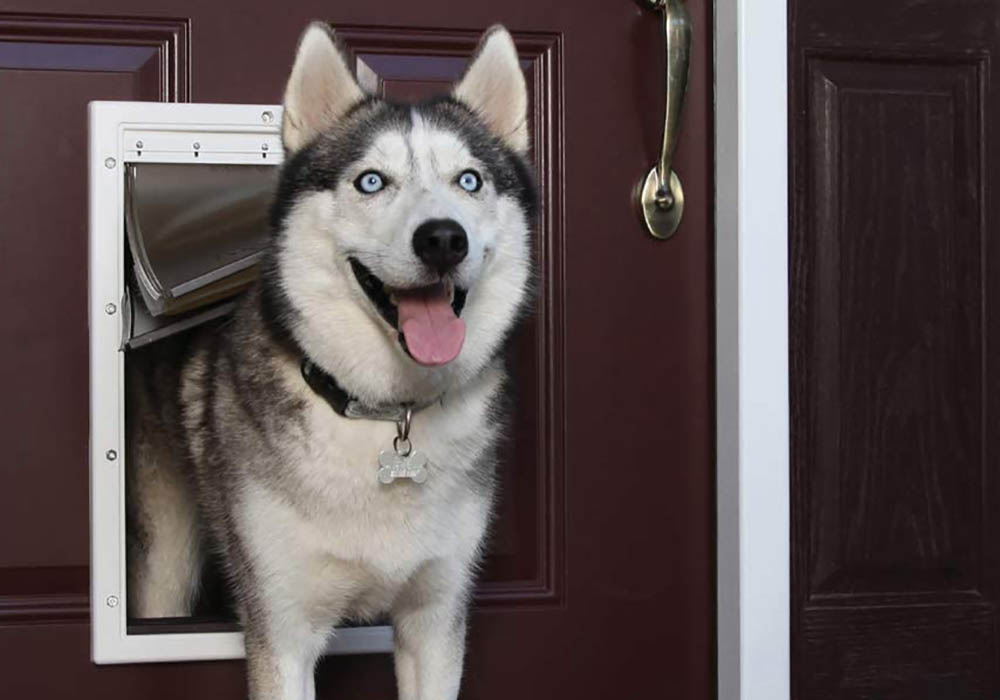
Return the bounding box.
[88,101,394,664]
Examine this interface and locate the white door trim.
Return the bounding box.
[715,0,790,697]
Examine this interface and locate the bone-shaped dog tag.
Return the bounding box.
[377,449,428,484]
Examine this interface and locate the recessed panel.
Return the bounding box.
[803,58,984,598]
[340,26,565,606]
[0,16,188,624]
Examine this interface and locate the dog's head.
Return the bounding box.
[263,22,535,404]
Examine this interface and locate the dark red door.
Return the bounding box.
[791,0,1000,696]
[0,2,714,697]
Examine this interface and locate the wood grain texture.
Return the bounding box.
[805,57,984,597]
[791,3,1000,692]
[801,604,996,699]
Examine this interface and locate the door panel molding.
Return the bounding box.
[0,566,88,624]
[0,13,189,101]
[0,11,189,628]
[790,4,1000,696]
[801,54,987,601]
[336,25,567,609]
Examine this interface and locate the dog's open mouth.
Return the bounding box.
[349,257,468,367]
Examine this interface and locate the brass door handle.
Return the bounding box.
[637,0,692,240]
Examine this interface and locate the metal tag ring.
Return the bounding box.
[393,436,412,457]
[396,405,413,441]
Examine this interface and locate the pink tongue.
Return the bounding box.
[396,283,465,366]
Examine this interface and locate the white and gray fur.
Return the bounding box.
[127,22,535,700]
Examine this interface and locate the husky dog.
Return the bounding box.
[126,22,534,700]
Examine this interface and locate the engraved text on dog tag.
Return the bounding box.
[377,449,428,484]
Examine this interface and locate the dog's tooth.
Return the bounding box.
[389,293,398,305]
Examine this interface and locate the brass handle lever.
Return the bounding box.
[637,0,692,240]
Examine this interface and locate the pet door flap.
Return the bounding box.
[125,162,276,316]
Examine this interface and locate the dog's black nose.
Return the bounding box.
[412,219,468,274]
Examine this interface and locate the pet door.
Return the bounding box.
[88,101,393,663]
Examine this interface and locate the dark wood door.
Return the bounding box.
[791,0,1000,696]
[0,2,714,697]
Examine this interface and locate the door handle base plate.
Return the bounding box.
[638,167,684,240]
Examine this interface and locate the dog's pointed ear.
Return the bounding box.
[453,26,528,154]
[281,22,364,153]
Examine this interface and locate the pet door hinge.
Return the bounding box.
[118,287,132,351]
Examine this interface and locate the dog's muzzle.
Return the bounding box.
[349,257,469,367]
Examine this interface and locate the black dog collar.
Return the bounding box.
[300,358,439,422]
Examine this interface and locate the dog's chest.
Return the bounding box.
[240,387,497,589]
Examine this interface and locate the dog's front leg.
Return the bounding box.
[392,560,473,700]
[244,617,328,700]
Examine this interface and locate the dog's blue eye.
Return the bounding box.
[457,170,482,193]
[355,171,386,194]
